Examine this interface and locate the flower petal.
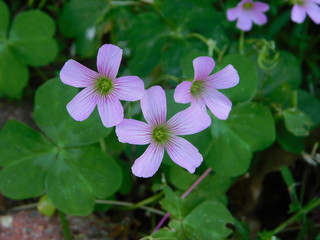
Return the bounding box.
[236,13,253,31]
[193,56,215,81]
[253,2,270,12]
[60,59,98,88]
[67,87,99,121]
[291,4,307,23]
[167,106,211,135]
[306,2,320,24]
[116,119,152,145]
[97,44,122,80]
[166,136,203,174]
[141,86,167,126]
[252,11,268,25]
[206,64,239,89]
[202,89,232,120]
[227,6,241,21]
[114,76,145,101]
[132,143,164,178]
[97,94,124,127]
[174,81,192,104]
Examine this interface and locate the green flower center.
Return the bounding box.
[295,0,304,5]
[96,77,113,95]
[190,80,204,96]
[243,2,253,9]
[152,126,170,144]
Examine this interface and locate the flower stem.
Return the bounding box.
[181,168,212,199]
[128,192,164,210]
[274,198,320,234]
[59,211,71,240]
[239,31,245,55]
[99,138,107,153]
[95,199,165,216]
[184,33,221,58]
[152,167,212,233]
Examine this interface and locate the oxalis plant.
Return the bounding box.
[0,0,320,239]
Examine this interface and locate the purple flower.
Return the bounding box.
[227,0,270,31]
[291,0,320,24]
[60,44,145,127]
[174,56,239,120]
[115,86,211,178]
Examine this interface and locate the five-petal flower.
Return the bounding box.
[116,86,211,178]
[227,0,270,31]
[60,44,145,127]
[174,56,239,120]
[290,0,320,24]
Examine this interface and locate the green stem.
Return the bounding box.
[185,32,208,45]
[239,31,245,55]
[99,138,107,153]
[34,68,48,81]
[38,0,48,9]
[95,199,165,216]
[110,0,141,6]
[28,0,35,7]
[185,33,221,58]
[274,198,320,234]
[217,43,228,62]
[154,75,180,85]
[59,211,71,240]
[128,191,164,210]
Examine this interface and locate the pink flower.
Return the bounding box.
[291,0,320,24]
[227,0,270,31]
[60,44,145,127]
[115,86,211,178]
[174,56,239,120]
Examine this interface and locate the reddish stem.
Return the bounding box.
[152,167,212,233]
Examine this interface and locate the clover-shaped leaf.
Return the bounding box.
[207,102,275,176]
[0,79,121,216]
[184,200,234,240]
[218,54,258,104]
[58,0,108,56]
[0,1,58,98]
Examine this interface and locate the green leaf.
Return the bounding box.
[197,174,232,205]
[166,165,198,191]
[182,50,207,79]
[8,10,58,66]
[206,118,252,176]
[161,39,193,77]
[161,186,202,219]
[128,12,170,77]
[0,120,55,198]
[0,120,53,166]
[226,102,275,151]
[75,31,100,57]
[283,108,314,137]
[0,1,9,40]
[207,102,275,176]
[277,121,305,154]
[34,79,111,147]
[58,0,107,38]
[0,46,29,98]
[183,200,234,240]
[298,90,320,126]
[218,54,258,103]
[268,82,291,107]
[262,51,301,95]
[47,147,122,215]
